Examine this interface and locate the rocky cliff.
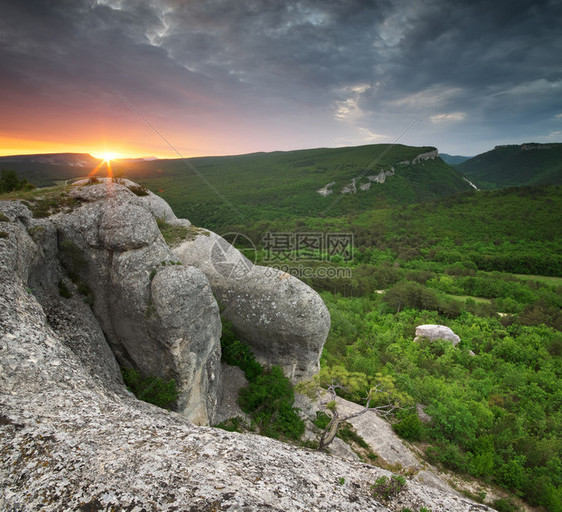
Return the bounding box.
[0,180,494,511]
[0,179,330,425]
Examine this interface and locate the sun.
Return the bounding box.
[101,152,117,163]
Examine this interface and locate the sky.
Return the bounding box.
[1,0,561,159]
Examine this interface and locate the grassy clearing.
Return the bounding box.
[0,183,66,201]
[156,219,210,247]
[0,184,81,218]
[513,273,562,287]
[443,293,492,304]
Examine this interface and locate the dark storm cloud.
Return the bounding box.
[381,0,562,96]
[1,0,561,154]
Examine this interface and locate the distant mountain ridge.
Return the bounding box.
[457,142,562,189]
[0,152,100,167]
[127,144,473,227]
[440,153,472,165]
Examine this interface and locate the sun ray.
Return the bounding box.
[88,160,105,177]
[88,152,117,179]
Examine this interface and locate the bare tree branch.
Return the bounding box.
[316,384,401,450]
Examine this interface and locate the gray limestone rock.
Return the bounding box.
[150,265,222,424]
[334,397,461,497]
[0,201,39,282]
[214,362,249,425]
[173,230,331,381]
[335,397,421,471]
[59,182,222,425]
[330,437,361,462]
[5,181,222,425]
[133,185,191,227]
[98,202,160,250]
[416,403,433,423]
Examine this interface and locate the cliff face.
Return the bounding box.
[0,179,330,425]
[0,181,495,511]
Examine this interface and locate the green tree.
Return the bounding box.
[0,169,32,193]
[238,366,304,440]
[383,281,440,312]
[298,366,403,450]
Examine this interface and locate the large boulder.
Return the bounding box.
[58,181,222,424]
[414,324,461,346]
[173,230,331,381]
[4,180,222,425]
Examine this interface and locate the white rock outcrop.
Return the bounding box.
[367,167,395,184]
[412,149,439,163]
[317,181,336,196]
[414,324,461,346]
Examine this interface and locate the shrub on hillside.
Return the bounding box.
[239,366,304,440]
[220,320,304,440]
[0,170,33,193]
[393,412,422,441]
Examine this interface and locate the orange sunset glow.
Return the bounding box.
[1,1,560,160]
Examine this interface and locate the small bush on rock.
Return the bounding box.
[371,475,407,501]
[214,416,255,433]
[220,320,304,441]
[492,498,520,512]
[393,412,422,441]
[221,321,263,380]
[127,184,149,196]
[121,367,177,410]
[156,218,189,246]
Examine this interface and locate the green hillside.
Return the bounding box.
[1,144,472,229]
[457,143,562,190]
[223,185,562,278]
[0,153,101,187]
[130,144,471,228]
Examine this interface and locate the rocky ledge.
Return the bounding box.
[0,180,494,511]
